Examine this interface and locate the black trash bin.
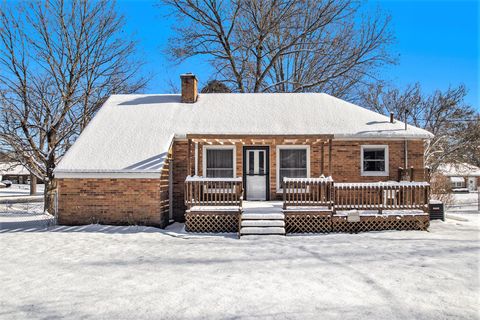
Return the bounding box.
[429,200,444,221]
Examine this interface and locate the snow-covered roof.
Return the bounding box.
[0,162,30,176]
[438,163,480,177]
[55,93,433,177]
[449,177,465,183]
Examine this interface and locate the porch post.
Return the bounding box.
[321,142,325,176]
[328,139,332,177]
[194,142,199,176]
[187,138,192,176]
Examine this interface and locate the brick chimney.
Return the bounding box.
[180,73,198,103]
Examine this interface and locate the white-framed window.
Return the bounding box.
[202,145,236,178]
[453,181,464,188]
[276,145,310,192]
[361,145,389,176]
[450,177,465,188]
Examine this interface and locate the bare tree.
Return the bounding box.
[0,0,148,212]
[359,83,480,171]
[161,0,394,97]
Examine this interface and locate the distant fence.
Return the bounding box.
[0,194,56,231]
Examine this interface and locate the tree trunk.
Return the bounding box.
[29,173,37,195]
[44,177,57,215]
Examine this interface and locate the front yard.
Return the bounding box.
[0,211,479,319]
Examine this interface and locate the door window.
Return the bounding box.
[247,150,266,175]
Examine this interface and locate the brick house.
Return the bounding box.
[54,74,433,233]
[437,163,480,192]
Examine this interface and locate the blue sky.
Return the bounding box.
[118,0,479,110]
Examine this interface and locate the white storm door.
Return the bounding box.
[245,149,267,200]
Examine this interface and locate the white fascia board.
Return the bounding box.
[55,171,161,179]
[333,134,432,140]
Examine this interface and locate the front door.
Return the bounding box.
[243,147,269,200]
[468,177,477,192]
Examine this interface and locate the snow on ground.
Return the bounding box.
[0,201,54,230]
[447,192,479,216]
[0,194,478,319]
[0,220,478,318]
[0,184,44,197]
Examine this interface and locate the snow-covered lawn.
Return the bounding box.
[0,184,44,197]
[447,192,479,215]
[1,216,479,319]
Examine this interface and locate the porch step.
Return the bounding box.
[240,227,285,235]
[242,213,285,220]
[241,220,285,227]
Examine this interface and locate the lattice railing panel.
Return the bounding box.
[285,214,332,234]
[185,212,240,233]
[332,216,429,233]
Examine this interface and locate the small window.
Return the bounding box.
[205,148,234,178]
[361,145,389,176]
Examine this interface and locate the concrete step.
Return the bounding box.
[242,213,284,220]
[241,220,285,227]
[240,227,285,235]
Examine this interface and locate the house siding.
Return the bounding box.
[57,137,427,226]
[195,138,426,201]
[57,154,171,227]
[172,140,189,222]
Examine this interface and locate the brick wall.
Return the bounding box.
[328,140,425,183]
[57,137,427,226]
[194,138,426,201]
[57,153,171,227]
[172,140,189,222]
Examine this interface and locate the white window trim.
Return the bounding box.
[276,145,310,193]
[202,145,236,178]
[361,145,389,177]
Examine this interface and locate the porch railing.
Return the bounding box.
[334,182,430,211]
[184,176,243,209]
[283,177,334,209]
[282,178,430,212]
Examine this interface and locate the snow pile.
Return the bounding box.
[335,181,429,188]
[284,176,333,182]
[186,175,242,182]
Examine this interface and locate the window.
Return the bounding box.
[453,181,464,188]
[276,146,310,191]
[203,147,235,178]
[450,177,465,189]
[361,145,389,176]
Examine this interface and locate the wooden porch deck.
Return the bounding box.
[184,177,430,235]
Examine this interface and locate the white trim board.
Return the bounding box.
[202,145,237,178]
[55,171,162,179]
[360,145,389,177]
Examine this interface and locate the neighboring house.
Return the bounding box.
[0,162,30,184]
[54,74,433,233]
[437,163,480,192]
